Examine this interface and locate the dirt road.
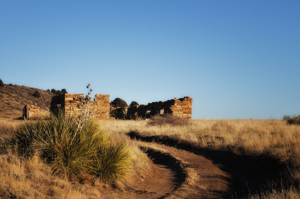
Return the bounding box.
[99,134,232,198]
[97,130,289,198]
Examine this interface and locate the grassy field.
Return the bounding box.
[0,118,299,198]
[0,118,150,198]
[101,119,300,164]
[100,118,300,198]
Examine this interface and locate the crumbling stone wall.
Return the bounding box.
[23,104,50,119]
[24,94,192,120]
[23,105,40,119]
[111,96,192,120]
[170,97,193,119]
[51,93,110,119]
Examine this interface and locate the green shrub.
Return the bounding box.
[111,98,128,108]
[50,89,66,96]
[91,143,131,182]
[61,88,67,94]
[14,119,46,156]
[284,115,300,125]
[148,114,190,126]
[50,88,57,94]
[13,112,131,181]
[0,79,4,87]
[33,91,41,98]
[129,101,139,106]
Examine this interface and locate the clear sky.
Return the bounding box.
[1,1,299,119]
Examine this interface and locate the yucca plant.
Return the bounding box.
[14,112,131,180]
[35,113,110,176]
[91,143,131,182]
[14,119,48,156]
[13,84,132,182]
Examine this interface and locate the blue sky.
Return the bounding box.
[1,1,299,119]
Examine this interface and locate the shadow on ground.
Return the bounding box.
[141,147,187,199]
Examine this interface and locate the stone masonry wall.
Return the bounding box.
[23,104,50,119]
[112,96,192,120]
[25,94,192,120]
[23,105,40,119]
[50,93,110,119]
[170,97,193,119]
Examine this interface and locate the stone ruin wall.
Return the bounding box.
[50,93,110,119]
[112,96,192,120]
[23,104,50,119]
[24,94,192,120]
[171,96,193,118]
[23,105,40,119]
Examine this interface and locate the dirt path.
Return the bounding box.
[99,136,232,198]
[137,141,231,199]
[97,130,291,198]
[124,131,291,199]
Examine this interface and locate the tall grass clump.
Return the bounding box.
[91,143,131,182]
[13,84,131,182]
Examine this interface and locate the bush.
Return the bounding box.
[129,101,139,106]
[13,112,131,181]
[91,143,131,182]
[148,114,190,126]
[50,88,67,96]
[50,88,56,93]
[111,98,128,108]
[284,115,300,125]
[0,79,4,87]
[33,91,41,98]
[61,88,67,94]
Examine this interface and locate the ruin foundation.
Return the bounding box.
[24,94,192,120]
[50,93,110,119]
[23,104,50,119]
[111,96,193,120]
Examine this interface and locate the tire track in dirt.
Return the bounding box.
[123,147,187,199]
[136,141,231,199]
[128,131,291,198]
[99,149,183,199]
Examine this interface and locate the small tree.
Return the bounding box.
[50,88,66,96]
[61,88,67,94]
[51,89,57,94]
[285,115,300,125]
[111,98,128,108]
[33,91,41,98]
[0,79,4,87]
[130,101,139,106]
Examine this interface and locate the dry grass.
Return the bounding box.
[0,151,104,199]
[0,119,23,140]
[147,114,190,126]
[100,119,300,198]
[0,119,151,199]
[101,119,300,165]
[1,118,300,198]
[0,84,54,119]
